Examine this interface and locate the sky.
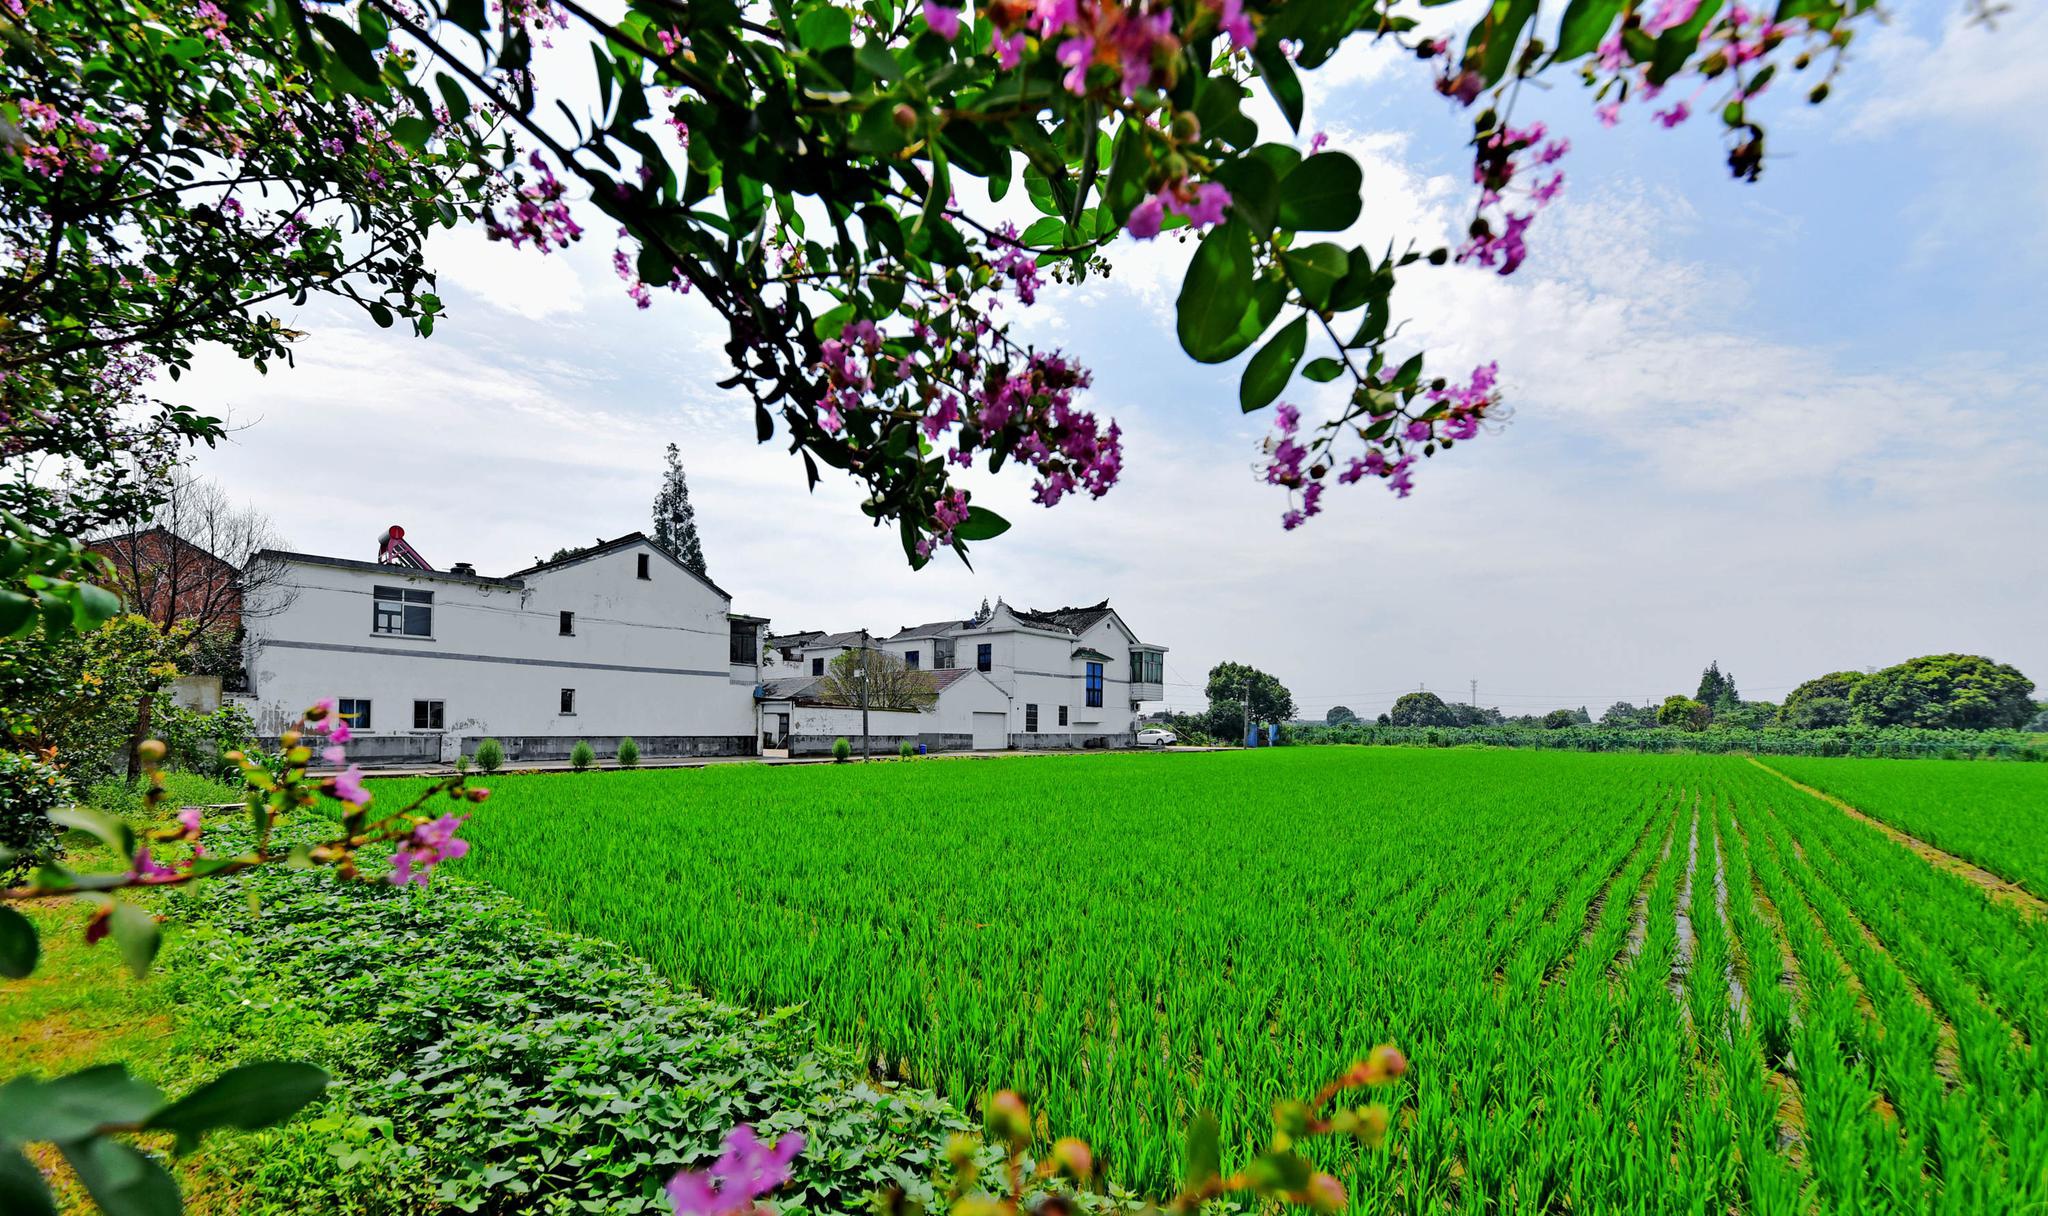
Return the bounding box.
[167,0,2048,720]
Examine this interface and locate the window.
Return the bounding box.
[560,688,576,715]
[1129,649,1164,683]
[812,656,825,676]
[1085,662,1104,708]
[637,553,651,580]
[729,623,758,664]
[1025,703,1038,732]
[338,698,372,730]
[1058,705,1068,726]
[559,610,575,636]
[413,700,444,730]
[977,643,992,672]
[372,585,432,636]
[905,650,920,669]
[934,639,956,669]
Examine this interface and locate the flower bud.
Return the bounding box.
[893,103,918,132]
[1355,1103,1392,1148]
[1807,82,1829,104]
[985,1090,1031,1147]
[1169,111,1201,142]
[280,729,301,748]
[1363,1043,1408,1085]
[465,786,491,802]
[944,1131,978,1169]
[1272,1098,1311,1138]
[1051,1136,1093,1180]
[1161,152,1189,182]
[1427,247,1449,265]
[1305,1172,1348,1212]
[136,739,167,764]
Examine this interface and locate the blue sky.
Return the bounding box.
[171,0,2047,719]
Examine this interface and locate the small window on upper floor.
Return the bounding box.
[560,688,576,715]
[372,586,432,637]
[559,610,575,636]
[905,650,920,669]
[812,657,825,676]
[730,623,758,665]
[1085,661,1104,708]
[637,553,651,580]
[977,643,992,672]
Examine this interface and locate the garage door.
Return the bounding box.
[972,712,1008,751]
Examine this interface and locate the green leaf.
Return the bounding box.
[309,13,387,98]
[1253,45,1304,132]
[1176,221,1258,364]
[1277,154,1363,232]
[71,583,119,630]
[950,508,1011,543]
[1279,243,1349,309]
[0,905,36,979]
[1303,356,1346,383]
[57,1137,179,1216]
[108,902,160,980]
[795,5,853,49]
[1210,156,1280,234]
[146,1063,329,1153]
[49,808,134,863]
[434,72,471,124]
[0,590,32,637]
[1648,0,1724,83]
[1553,0,1624,60]
[1240,314,1308,412]
[1469,0,1540,87]
[0,1066,162,1144]
[0,1148,56,1216]
[1185,1110,1222,1189]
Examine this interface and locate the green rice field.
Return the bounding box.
[390,749,2047,1212]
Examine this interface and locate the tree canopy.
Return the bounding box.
[1388,690,1455,728]
[652,443,709,578]
[1205,660,1294,740]
[1849,654,2035,731]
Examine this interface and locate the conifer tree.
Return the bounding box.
[651,443,707,579]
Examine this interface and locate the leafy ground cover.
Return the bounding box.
[1763,756,2048,898]
[391,749,2048,1212]
[7,804,983,1215]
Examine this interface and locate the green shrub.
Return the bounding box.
[899,740,915,760]
[832,737,852,763]
[454,753,470,773]
[151,694,257,782]
[474,738,504,773]
[570,740,595,771]
[616,737,640,768]
[0,748,70,883]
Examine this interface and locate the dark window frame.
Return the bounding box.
[636,553,651,580]
[1025,703,1038,732]
[1058,705,1068,726]
[338,698,372,730]
[413,700,444,730]
[977,643,992,672]
[372,585,433,637]
[905,649,920,669]
[812,656,825,677]
[559,610,575,636]
[1085,662,1104,708]
[560,688,576,715]
[729,623,758,665]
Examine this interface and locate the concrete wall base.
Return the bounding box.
[461,735,755,763]
[789,732,972,756]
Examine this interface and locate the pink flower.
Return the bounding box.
[991,28,1027,68]
[322,745,348,766]
[667,1127,806,1216]
[1163,181,1231,229]
[1211,0,1255,50]
[1056,36,1095,94]
[132,847,179,883]
[1642,0,1701,36]
[1274,403,1300,434]
[331,764,372,808]
[923,0,962,40]
[1126,193,1165,239]
[1595,102,1622,127]
[1655,101,1691,128]
[391,814,470,886]
[1309,131,1329,154]
[177,807,203,834]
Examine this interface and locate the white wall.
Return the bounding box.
[243,539,757,744]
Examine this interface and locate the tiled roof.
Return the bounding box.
[759,666,979,706]
[886,618,971,642]
[1013,599,1116,636]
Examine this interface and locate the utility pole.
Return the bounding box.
[1470,679,1477,709]
[858,627,871,762]
[1243,677,1253,748]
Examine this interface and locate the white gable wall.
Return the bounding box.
[243,539,757,761]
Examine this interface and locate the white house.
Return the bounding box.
[241,533,764,765]
[240,530,1169,765]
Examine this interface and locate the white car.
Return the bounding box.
[1136,727,1178,747]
